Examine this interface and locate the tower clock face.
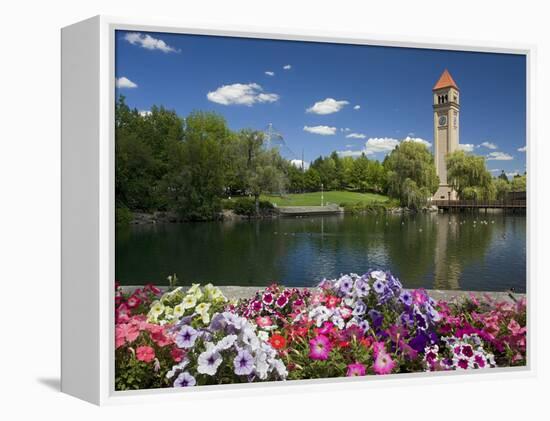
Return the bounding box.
[438,115,447,126]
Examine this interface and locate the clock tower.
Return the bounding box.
[432,69,460,200]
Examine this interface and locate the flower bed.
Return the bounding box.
[114,271,527,390]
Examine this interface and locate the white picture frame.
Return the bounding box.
[61,15,535,405]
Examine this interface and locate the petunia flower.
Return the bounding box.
[136,346,155,363]
[347,363,366,377]
[309,335,332,360]
[174,371,196,387]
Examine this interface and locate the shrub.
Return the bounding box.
[116,207,133,225]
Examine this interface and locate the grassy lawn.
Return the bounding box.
[261,191,390,207]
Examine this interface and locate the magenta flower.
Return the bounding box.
[309,335,332,360]
[347,363,366,377]
[263,292,274,306]
[373,349,396,375]
[276,294,289,308]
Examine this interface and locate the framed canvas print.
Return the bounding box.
[61,16,532,405]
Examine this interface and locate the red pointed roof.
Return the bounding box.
[433,69,459,91]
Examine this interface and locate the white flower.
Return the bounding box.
[188,283,203,300]
[148,301,164,318]
[182,295,197,310]
[173,304,185,318]
[370,270,387,282]
[257,331,269,342]
[331,315,345,330]
[215,334,237,351]
[269,358,288,379]
[197,347,223,376]
[196,302,211,314]
[241,327,260,349]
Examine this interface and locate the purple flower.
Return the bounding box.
[175,325,199,349]
[309,335,332,360]
[352,301,367,317]
[368,309,383,329]
[174,371,196,387]
[359,319,370,333]
[399,291,413,307]
[373,279,386,294]
[233,349,255,376]
[338,275,354,296]
[197,347,223,376]
[354,279,370,297]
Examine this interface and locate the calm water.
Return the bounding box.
[116,212,526,292]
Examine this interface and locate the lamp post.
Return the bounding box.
[321,183,324,207]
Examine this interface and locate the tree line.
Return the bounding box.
[116,97,526,222]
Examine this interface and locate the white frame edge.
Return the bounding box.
[61,15,536,406]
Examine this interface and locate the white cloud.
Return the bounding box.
[364,137,400,154]
[303,125,337,136]
[489,169,501,173]
[116,77,138,89]
[506,172,520,178]
[290,159,310,170]
[487,152,513,161]
[340,128,351,132]
[207,83,279,106]
[346,133,366,139]
[139,110,151,117]
[307,98,349,115]
[458,143,475,152]
[353,105,361,110]
[124,32,179,53]
[265,71,275,76]
[283,64,292,70]
[339,136,431,158]
[518,145,527,152]
[403,136,432,148]
[337,150,364,157]
[479,141,498,150]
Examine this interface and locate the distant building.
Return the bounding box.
[432,69,460,200]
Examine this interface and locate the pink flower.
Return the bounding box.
[115,322,140,349]
[171,347,185,363]
[309,335,332,360]
[256,316,273,328]
[347,363,366,377]
[136,346,155,363]
[127,295,141,309]
[339,307,353,320]
[412,289,428,305]
[373,350,396,375]
[508,319,525,336]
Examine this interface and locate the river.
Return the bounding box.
[115,212,526,292]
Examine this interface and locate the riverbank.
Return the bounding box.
[127,204,440,224]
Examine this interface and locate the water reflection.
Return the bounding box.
[115,212,526,292]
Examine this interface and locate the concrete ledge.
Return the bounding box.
[121,285,524,302]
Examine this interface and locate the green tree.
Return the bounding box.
[494,178,512,200]
[239,130,288,215]
[383,142,439,208]
[304,168,322,192]
[498,170,509,183]
[510,174,527,192]
[446,150,493,200]
[167,112,229,220]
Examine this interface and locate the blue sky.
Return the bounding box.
[115,30,527,177]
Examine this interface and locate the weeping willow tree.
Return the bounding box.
[446,150,495,200]
[383,141,439,209]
